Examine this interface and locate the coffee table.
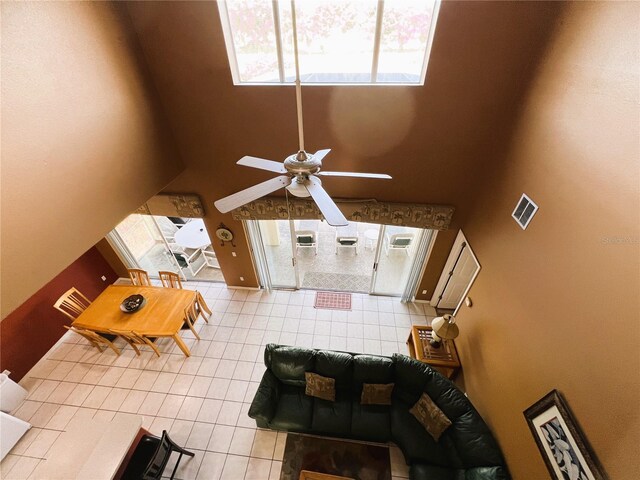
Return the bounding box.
[299,471,354,480]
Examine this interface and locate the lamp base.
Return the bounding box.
[429,339,442,349]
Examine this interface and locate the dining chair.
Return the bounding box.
[63,326,121,356]
[121,430,194,480]
[128,268,152,286]
[195,291,211,324]
[109,329,161,357]
[53,287,92,321]
[158,271,183,289]
[182,300,201,340]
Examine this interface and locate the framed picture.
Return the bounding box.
[524,390,607,480]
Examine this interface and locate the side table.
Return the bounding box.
[406,325,461,379]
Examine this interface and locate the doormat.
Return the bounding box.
[314,291,352,310]
[280,433,391,480]
[303,272,370,293]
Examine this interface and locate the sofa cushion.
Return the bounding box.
[393,354,439,405]
[269,384,313,431]
[361,383,394,405]
[351,401,391,442]
[305,372,336,402]
[410,392,452,441]
[390,400,453,468]
[311,392,352,436]
[353,354,394,393]
[315,350,353,390]
[266,344,315,387]
[445,411,505,468]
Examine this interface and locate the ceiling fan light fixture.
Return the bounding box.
[286,178,312,198]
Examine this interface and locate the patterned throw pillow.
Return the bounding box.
[409,393,452,441]
[304,372,336,402]
[361,383,395,405]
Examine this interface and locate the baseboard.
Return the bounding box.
[225,285,262,291]
[414,299,431,305]
[114,277,132,285]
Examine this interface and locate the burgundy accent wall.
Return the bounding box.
[0,247,118,381]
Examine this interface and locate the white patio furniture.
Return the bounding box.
[335,224,358,255]
[384,232,414,256]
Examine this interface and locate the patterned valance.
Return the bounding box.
[231,198,454,230]
[135,194,204,218]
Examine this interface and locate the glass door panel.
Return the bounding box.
[257,220,297,288]
[371,225,424,296]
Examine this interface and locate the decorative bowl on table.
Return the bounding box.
[120,294,146,313]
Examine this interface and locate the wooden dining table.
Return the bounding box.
[71,285,202,357]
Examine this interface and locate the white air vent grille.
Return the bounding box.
[512,193,538,230]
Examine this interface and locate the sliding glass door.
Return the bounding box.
[246,219,434,299]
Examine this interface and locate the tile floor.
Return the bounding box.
[1,282,436,480]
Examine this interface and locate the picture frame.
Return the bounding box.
[524,390,607,480]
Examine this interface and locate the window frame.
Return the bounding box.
[217,0,441,86]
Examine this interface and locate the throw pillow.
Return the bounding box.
[361,383,395,405]
[305,372,336,402]
[409,393,452,441]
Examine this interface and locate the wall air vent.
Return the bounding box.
[512,193,538,230]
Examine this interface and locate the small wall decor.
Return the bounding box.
[215,223,235,247]
[524,390,606,480]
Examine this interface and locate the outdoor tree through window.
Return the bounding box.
[219,0,440,85]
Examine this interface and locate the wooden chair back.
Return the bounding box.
[182,300,200,340]
[53,287,92,321]
[109,329,160,357]
[64,326,121,355]
[128,269,152,286]
[159,271,183,289]
[195,291,211,323]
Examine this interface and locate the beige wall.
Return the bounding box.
[124,1,561,292]
[1,2,184,318]
[455,2,639,478]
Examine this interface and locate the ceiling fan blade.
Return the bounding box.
[214,175,291,213]
[317,171,392,179]
[237,156,287,174]
[305,176,349,227]
[313,149,331,163]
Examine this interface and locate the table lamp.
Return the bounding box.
[430,314,459,348]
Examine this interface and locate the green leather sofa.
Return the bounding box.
[248,344,510,480]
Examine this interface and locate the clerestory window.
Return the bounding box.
[218,0,440,85]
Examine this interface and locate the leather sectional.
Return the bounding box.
[248,344,510,480]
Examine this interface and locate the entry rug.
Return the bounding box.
[280,433,391,480]
[314,291,352,311]
[303,272,370,293]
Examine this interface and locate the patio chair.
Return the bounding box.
[295,230,318,255]
[53,287,92,321]
[121,430,194,480]
[159,271,183,289]
[168,243,206,276]
[128,268,152,286]
[384,232,415,256]
[109,329,161,357]
[335,224,358,255]
[63,326,121,356]
[201,245,221,269]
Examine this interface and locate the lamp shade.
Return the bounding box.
[431,314,459,340]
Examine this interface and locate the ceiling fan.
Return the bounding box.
[213,1,392,227]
